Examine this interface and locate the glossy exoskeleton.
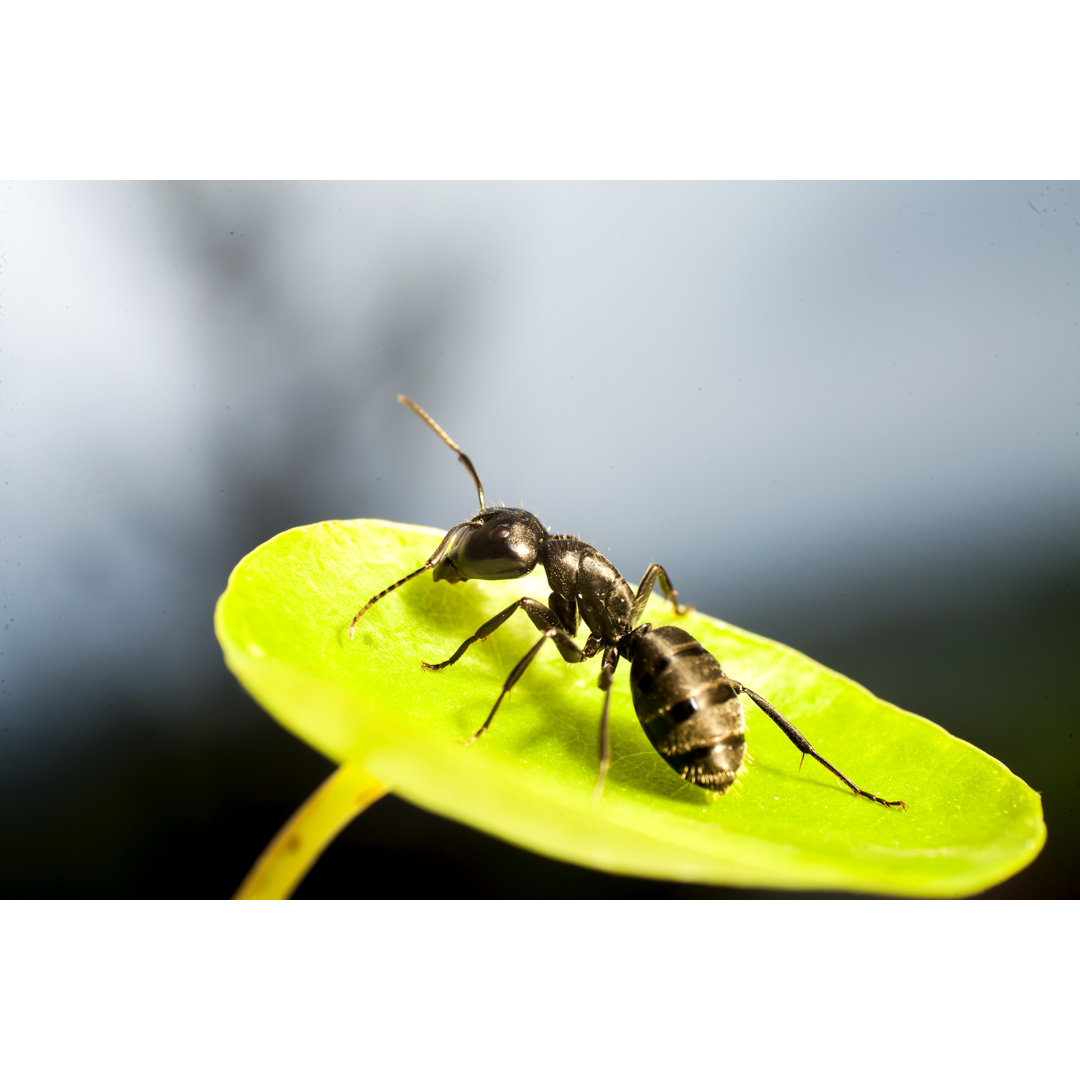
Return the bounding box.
[350,396,905,808]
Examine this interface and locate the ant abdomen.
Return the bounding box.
[629,625,747,792]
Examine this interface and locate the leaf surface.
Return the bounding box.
[215,520,1045,896]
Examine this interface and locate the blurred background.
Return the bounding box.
[1,181,1075,897]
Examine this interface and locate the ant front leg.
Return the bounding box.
[424,597,588,745]
[630,562,690,625]
[421,597,581,671]
[738,685,907,809]
[464,622,592,745]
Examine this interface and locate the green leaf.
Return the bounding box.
[215,519,1045,897]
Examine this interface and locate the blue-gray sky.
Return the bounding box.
[2,181,1077,760]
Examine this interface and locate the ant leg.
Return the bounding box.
[463,625,600,746]
[465,628,581,743]
[630,563,689,625]
[739,686,906,809]
[422,597,583,671]
[592,646,620,800]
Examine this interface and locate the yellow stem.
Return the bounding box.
[234,762,390,899]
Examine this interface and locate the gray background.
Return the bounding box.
[2,181,1075,896]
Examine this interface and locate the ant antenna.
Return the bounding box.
[398,395,486,511]
[348,518,481,637]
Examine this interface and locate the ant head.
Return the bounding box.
[433,508,548,584]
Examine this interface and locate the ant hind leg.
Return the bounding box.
[739,685,906,809]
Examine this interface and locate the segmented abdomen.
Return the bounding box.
[629,625,746,792]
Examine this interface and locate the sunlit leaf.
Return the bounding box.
[216,519,1045,897]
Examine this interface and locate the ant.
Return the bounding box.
[350,395,906,809]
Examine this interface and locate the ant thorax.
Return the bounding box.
[540,537,636,641]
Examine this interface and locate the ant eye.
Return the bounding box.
[490,525,510,541]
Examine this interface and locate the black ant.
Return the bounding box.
[350,396,906,809]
